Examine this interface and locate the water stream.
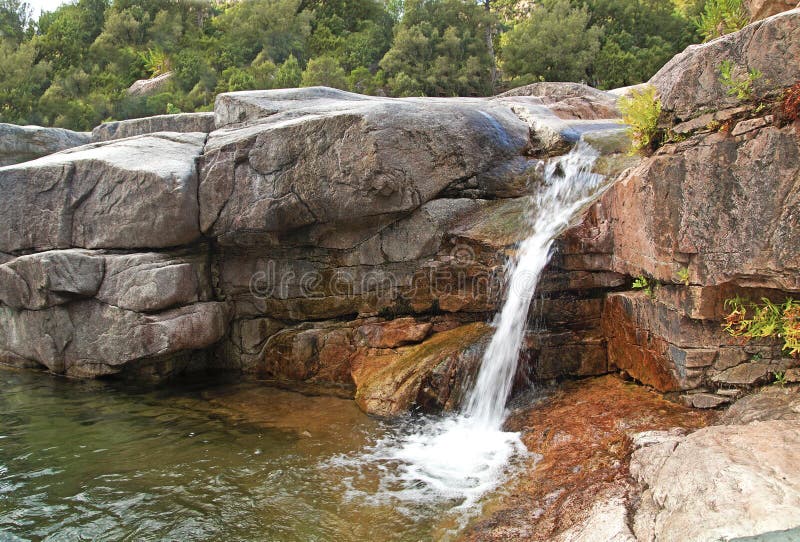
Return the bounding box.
[341,142,607,526]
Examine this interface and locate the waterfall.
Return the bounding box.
[338,142,608,519]
[464,142,605,429]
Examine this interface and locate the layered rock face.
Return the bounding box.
[204,86,625,413]
[0,131,228,379]
[556,9,800,403]
[0,84,625,402]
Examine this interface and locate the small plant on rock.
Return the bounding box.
[774,371,787,388]
[694,0,749,42]
[676,267,690,286]
[632,275,658,299]
[723,297,800,357]
[619,85,663,153]
[719,60,763,101]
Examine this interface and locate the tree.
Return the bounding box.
[578,0,699,89]
[301,55,347,89]
[380,0,495,96]
[500,0,601,84]
[213,0,311,66]
[0,39,48,123]
[0,0,31,44]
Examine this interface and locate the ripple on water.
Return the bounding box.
[0,369,522,542]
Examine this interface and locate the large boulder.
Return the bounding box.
[0,300,229,378]
[631,420,800,541]
[91,112,215,142]
[0,123,90,166]
[0,132,205,253]
[0,247,227,378]
[650,9,800,120]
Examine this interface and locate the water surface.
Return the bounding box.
[0,368,494,541]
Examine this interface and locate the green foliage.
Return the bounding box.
[140,47,170,77]
[632,274,658,298]
[723,297,800,357]
[577,0,699,90]
[500,0,601,85]
[0,0,709,130]
[618,85,662,152]
[718,60,763,101]
[301,55,348,89]
[676,267,690,286]
[165,102,181,114]
[379,0,495,97]
[694,0,748,42]
[0,0,32,44]
[774,371,787,388]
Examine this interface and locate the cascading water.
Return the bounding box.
[331,142,609,526]
[464,142,606,429]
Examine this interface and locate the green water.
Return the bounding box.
[0,368,469,541]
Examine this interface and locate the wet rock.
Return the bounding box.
[353,322,491,416]
[355,317,433,348]
[0,132,205,253]
[711,360,798,386]
[0,123,90,166]
[650,9,800,120]
[631,420,800,541]
[602,292,732,391]
[683,392,731,409]
[91,112,215,142]
[464,376,711,542]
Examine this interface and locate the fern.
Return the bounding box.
[694,0,748,42]
[619,86,662,153]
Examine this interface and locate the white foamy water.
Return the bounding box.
[331,143,608,525]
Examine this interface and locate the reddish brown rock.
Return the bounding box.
[353,322,492,416]
[745,0,798,20]
[355,317,432,348]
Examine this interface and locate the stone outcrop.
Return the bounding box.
[550,11,800,399]
[631,420,800,541]
[127,71,174,97]
[0,132,205,253]
[0,84,626,389]
[0,123,90,166]
[91,112,215,142]
[650,9,800,121]
[745,0,798,21]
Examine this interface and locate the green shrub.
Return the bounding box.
[618,85,662,152]
[632,275,658,298]
[723,297,800,357]
[718,60,763,101]
[694,0,748,42]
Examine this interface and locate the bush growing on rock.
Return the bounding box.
[618,85,662,152]
[694,0,749,41]
[723,297,800,357]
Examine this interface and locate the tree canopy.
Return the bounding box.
[0,0,704,130]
